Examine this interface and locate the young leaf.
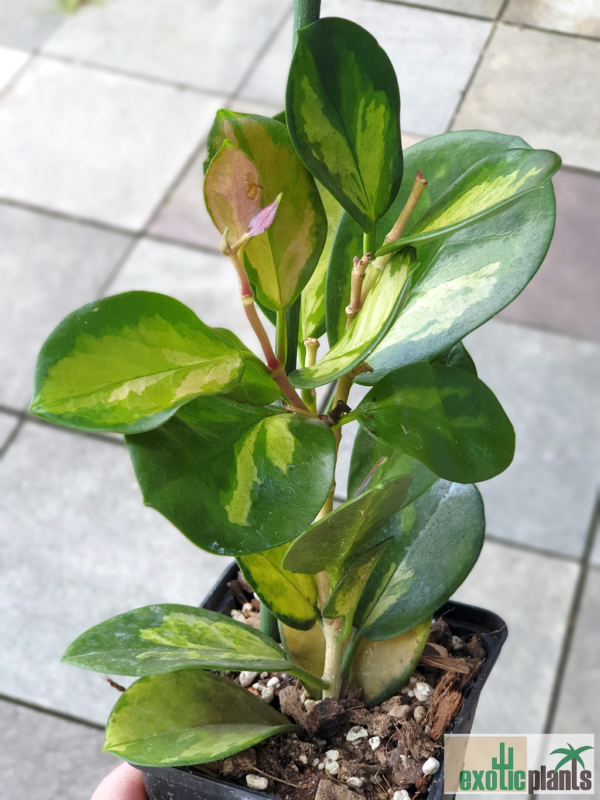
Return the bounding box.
[354,481,485,641]
[30,292,243,434]
[286,17,402,232]
[206,111,327,312]
[126,395,336,556]
[377,148,561,255]
[212,327,280,405]
[350,361,515,484]
[62,604,293,675]
[238,542,319,631]
[281,473,413,581]
[348,427,437,508]
[290,247,416,390]
[322,541,389,641]
[246,194,281,237]
[327,131,557,379]
[349,619,431,707]
[104,669,299,766]
[203,139,263,244]
[299,184,344,345]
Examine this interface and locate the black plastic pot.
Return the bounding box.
[137,562,507,800]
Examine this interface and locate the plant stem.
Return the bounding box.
[259,603,279,640]
[285,297,301,375]
[276,309,288,367]
[294,0,321,48]
[363,221,377,259]
[302,338,320,414]
[322,617,345,699]
[341,628,363,683]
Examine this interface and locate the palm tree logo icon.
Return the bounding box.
[550,743,594,772]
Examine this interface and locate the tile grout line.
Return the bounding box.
[0,405,126,451]
[485,314,600,350]
[367,0,503,24]
[0,692,104,732]
[542,496,600,733]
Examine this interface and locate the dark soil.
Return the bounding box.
[192,575,486,800]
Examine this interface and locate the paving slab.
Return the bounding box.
[0,57,224,229]
[107,238,274,358]
[0,412,19,451]
[465,320,600,559]
[0,700,117,800]
[453,539,579,733]
[552,566,600,779]
[242,0,491,137]
[0,0,64,51]
[500,168,600,342]
[0,46,30,92]
[43,0,292,93]
[0,422,228,724]
[503,0,600,39]
[389,0,503,17]
[0,203,131,410]
[453,25,600,172]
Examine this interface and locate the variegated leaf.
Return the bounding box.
[62,604,292,675]
[203,139,263,244]
[126,395,336,556]
[290,247,416,390]
[238,542,319,631]
[378,148,560,255]
[327,132,557,381]
[286,17,402,232]
[349,361,515,484]
[30,292,243,434]
[205,111,327,312]
[355,481,485,641]
[281,473,413,582]
[104,669,299,766]
[212,327,280,405]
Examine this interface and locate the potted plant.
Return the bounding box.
[30,2,559,798]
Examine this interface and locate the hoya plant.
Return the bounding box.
[31,6,559,772]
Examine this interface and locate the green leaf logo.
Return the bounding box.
[550,743,594,772]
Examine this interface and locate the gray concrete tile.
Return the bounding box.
[453,25,600,171]
[0,0,64,51]
[0,46,30,92]
[389,0,503,18]
[43,0,292,93]
[237,14,292,110]
[0,57,224,229]
[553,567,600,745]
[588,514,600,568]
[453,539,579,733]
[0,422,227,724]
[500,168,600,342]
[465,320,600,559]
[0,204,131,410]
[321,0,492,136]
[503,0,600,39]
[106,238,275,358]
[0,412,19,450]
[0,700,117,800]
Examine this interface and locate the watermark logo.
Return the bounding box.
[444,734,594,794]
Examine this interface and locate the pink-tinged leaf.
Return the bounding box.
[204,139,263,243]
[246,193,282,238]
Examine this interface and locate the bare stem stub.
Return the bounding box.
[345,252,372,328]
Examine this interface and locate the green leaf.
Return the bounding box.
[349,619,431,707]
[328,131,557,381]
[433,341,477,375]
[286,17,402,232]
[104,668,299,766]
[281,473,413,581]
[238,543,319,631]
[212,327,280,405]
[206,111,327,312]
[30,292,243,434]
[350,361,515,483]
[299,184,344,346]
[203,139,263,244]
[62,604,292,675]
[322,541,389,641]
[348,426,437,507]
[377,148,561,255]
[355,480,485,640]
[126,395,336,556]
[290,247,416,390]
